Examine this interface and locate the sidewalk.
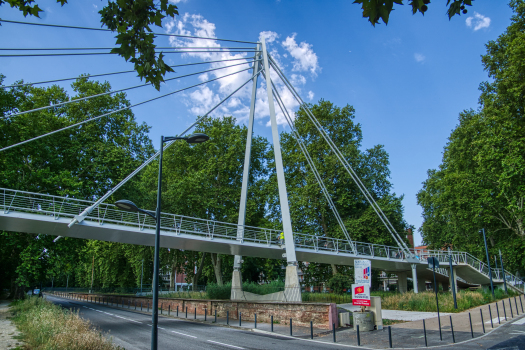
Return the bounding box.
[0,300,24,350]
[339,303,452,321]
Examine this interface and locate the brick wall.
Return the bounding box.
[54,292,337,329]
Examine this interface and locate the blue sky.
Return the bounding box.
[0,0,515,245]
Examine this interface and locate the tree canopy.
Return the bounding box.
[417,0,525,275]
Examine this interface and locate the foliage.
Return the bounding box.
[353,0,474,26]
[0,0,178,90]
[326,274,353,294]
[0,74,154,295]
[11,296,122,350]
[417,1,525,275]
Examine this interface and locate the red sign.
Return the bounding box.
[353,298,371,306]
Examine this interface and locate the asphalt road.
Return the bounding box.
[45,294,525,350]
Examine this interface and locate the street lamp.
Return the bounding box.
[480,228,495,298]
[115,133,209,350]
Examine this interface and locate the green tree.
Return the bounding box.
[353,0,474,26]
[417,0,525,275]
[0,0,178,90]
[0,74,154,294]
[274,100,409,276]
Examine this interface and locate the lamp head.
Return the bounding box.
[115,199,140,213]
[186,133,209,144]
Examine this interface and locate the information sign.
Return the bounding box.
[354,259,372,286]
[352,284,371,306]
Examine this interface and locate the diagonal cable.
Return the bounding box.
[67,65,263,227]
[4,59,259,119]
[0,66,255,153]
[0,50,259,58]
[1,56,256,89]
[271,82,357,254]
[268,57,412,256]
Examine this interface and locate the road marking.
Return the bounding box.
[170,330,197,338]
[207,340,244,349]
[512,318,525,325]
[486,317,506,324]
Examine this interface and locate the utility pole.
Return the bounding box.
[90,255,94,293]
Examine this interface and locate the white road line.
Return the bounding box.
[207,340,244,349]
[512,318,525,325]
[170,330,197,338]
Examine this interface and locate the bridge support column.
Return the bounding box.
[449,266,458,293]
[397,271,408,294]
[231,266,244,300]
[411,264,419,294]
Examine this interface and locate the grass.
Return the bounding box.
[10,297,122,350]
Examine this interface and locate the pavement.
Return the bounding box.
[0,300,24,350]
[338,304,452,322]
[44,293,525,349]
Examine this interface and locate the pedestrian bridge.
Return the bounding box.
[1,188,523,294]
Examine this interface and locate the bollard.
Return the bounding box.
[290,318,292,336]
[496,303,501,324]
[469,313,473,338]
[147,302,150,313]
[450,316,455,343]
[388,326,392,348]
[168,305,171,316]
[186,307,188,318]
[480,309,485,333]
[215,310,217,323]
[509,298,514,318]
[141,302,143,311]
[423,319,428,347]
[161,304,163,315]
[205,308,207,321]
[488,305,494,328]
[515,297,519,315]
[194,307,196,320]
[357,324,361,346]
[333,323,336,343]
[177,305,179,317]
[271,316,273,332]
[128,300,130,309]
[520,294,524,313]
[227,311,229,325]
[135,301,137,310]
[310,321,313,339]
[254,313,257,328]
[239,312,242,326]
[503,300,507,321]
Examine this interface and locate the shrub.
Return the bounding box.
[327,274,352,295]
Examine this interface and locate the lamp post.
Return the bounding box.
[480,228,495,298]
[115,133,209,350]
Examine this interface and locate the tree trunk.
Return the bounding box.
[210,253,223,285]
[331,264,338,276]
[192,253,206,292]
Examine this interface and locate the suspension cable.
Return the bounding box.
[0,47,257,51]
[4,59,259,119]
[67,66,263,227]
[0,19,260,44]
[268,57,412,256]
[0,66,254,152]
[271,82,357,254]
[0,50,259,58]
[1,56,256,89]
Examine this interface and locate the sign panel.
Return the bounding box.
[427,257,440,269]
[352,284,371,306]
[354,259,372,286]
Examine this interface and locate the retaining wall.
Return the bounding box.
[52,291,338,329]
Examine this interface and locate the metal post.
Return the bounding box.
[520,294,524,313]
[205,308,207,321]
[239,312,241,326]
[195,307,197,319]
[150,135,164,350]
[271,316,273,332]
[432,265,442,340]
[261,37,297,265]
[423,319,427,347]
[489,305,493,328]
[177,305,179,317]
[481,229,495,298]
[186,307,188,318]
[357,324,360,346]
[310,321,313,339]
[503,300,507,320]
[290,318,292,336]
[411,264,419,294]
[515,297,519,315]
[161,303,163,315]
[254,313,256,328]
[480,309,485,333]
[496,303,500,324]
[333,323,337,343]
[509,298,513,318]
[227,311,229,325]
[388,326,392,348]
[449,316,455,343]
[448,248,457,309]
[141,259,143,294]
[215,310,217,323]
[469,313,473,338]
[499,250,507,294]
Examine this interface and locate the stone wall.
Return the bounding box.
[52,292,338,329]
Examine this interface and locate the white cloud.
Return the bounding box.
[259,31,279,44]
[466,12,491,31]
[281,34,320,76]
[169,0,187,4]
[307,91,314,101]
[414,53,425,63]
[188,86,221,116]
[290,74,306,86]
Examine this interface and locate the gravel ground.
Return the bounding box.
[0,300,24,350]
